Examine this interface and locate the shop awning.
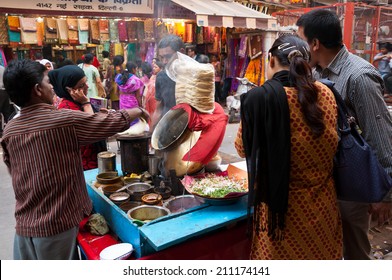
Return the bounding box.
[170,0,277,30]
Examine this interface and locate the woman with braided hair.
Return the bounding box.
[235,34,342,259]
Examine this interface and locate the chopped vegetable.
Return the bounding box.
[189,173,247,198]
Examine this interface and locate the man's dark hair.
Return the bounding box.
[3,60,46,107]
[296,9,343,49]
[102,50,110,58]
[83,53,94,64]
[196,54,209,64]
[157,34,184,52]
[141,62,152,78]
[113,55,124,67]
[34,52,43,60]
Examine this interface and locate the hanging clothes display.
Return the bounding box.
[136,21,145,42]
[244,57,262,85]
[56,19,69,45]
[109,19,119,43]
[44,17,58,44]
[7,16,21,45]
[185,23,194,43]
[144,19,154,42]
[118,20,128,42]
[126,21,137,42]
[36,20,45,46]
[78,18,89,44]
[238,35,247,58]
[99,19,110,43]
[0,16,8,45]
[196,26,203,44]
[89,19,100,44]
[67,18,79,45]
[19,17,38,45]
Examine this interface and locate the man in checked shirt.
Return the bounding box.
[297,9,392,260]
[1,59,149,259]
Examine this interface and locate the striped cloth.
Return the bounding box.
[1,104,131,237]
[314,46,392,194]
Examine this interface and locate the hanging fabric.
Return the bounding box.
[136,21,145,42]
[67,18,79,45]
[238,35,247,58]
[126,21,138,42]
[196,26,203,44]
[144,18,154,42]
[0,16,9,45]
[36,20,45,46]
[185,23,193,43]
[78,18,89,44]
[174,23,185,42]
[44,17,58,44]
[118,20,128,42]
[127,43,137,62]
[89,19,100,44]
[56,19,69,45]
[19,17,38,45]
[109,19,119,43]
[99,19,110,43]
[7,16,21,45]
[114,43,124,56]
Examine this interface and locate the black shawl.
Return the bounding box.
[240,70,291,240]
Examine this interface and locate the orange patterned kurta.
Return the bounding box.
[238,82,343,259]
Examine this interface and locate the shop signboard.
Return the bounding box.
[2,0,154,15]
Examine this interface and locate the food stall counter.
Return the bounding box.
[83,164,250,259]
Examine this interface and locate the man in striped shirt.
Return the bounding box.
[297,9,392,260]
[1,60,149,260]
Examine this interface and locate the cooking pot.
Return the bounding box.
[127,205,171,224]
[151,107,203,177]
[151,108,191,151]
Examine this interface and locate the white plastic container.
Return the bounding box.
[99,243,133,260]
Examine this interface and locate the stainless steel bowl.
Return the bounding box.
[126,182,153,201]
[127,205,171,224]
[163,195,202,213]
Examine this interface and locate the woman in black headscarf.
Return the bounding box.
[49,65,107,170]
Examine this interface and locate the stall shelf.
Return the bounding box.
[83,164,250,259]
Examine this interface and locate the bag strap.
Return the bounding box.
[319,79,351,132]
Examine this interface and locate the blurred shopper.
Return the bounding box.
[115,61,144,112]
[236,34,342,260]
[143,60,163,126]
[0,65,15,133]
[297,9,392,260]
[78,53,105,99]
[105,55,124,110]
[1,59,149,259]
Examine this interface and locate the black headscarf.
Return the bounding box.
[48,65,85,101]
[241,70,291,240]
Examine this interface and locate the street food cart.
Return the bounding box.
[79,163,250,260]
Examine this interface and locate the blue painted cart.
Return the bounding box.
[83,166,250,259]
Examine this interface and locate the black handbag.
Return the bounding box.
[320,79,392,203]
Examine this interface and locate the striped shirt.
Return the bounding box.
[314,46,392,200]
[1,104,132,237]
